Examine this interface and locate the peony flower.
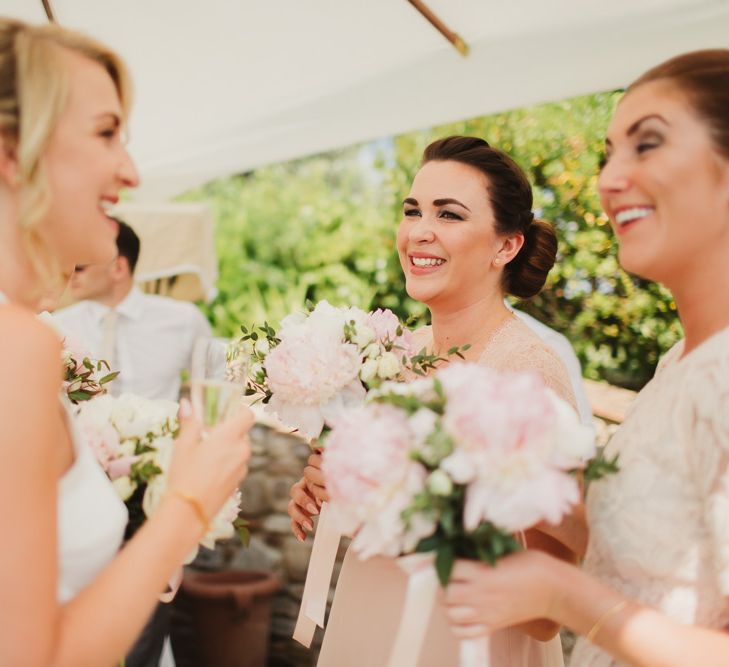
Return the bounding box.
[324,404,434,558]
[546,390,596,468]
[110,393,178,441]
[201,489,241,550]
[461,459,580,532]
[435,363,584,532]
[439,363,556,462]
[264,328,364,438]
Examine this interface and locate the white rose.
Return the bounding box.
[364,343,381,359]
[360,359,379,384]
[354,325,376,349]
[112,476,137,501]
[377,352,401,379]
[427,469,453,496]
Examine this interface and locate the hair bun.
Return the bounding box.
[504,218,557,299]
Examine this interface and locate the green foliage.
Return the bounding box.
[183,91,683,389]
[182,151,403,335]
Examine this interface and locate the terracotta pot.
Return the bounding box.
[173,569,281,667]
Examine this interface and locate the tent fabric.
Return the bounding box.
[113,202,218,302]
[5,1,729,202]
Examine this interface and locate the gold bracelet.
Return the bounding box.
[586,599,630,643]
[168,489,209,532]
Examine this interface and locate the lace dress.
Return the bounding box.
[571,325,729,666]
[317,316,575,666]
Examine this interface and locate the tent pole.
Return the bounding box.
[41,0,57,23]
[406,0,469,56]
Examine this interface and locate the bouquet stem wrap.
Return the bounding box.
[293,502,342,647]
[388,554,490,667]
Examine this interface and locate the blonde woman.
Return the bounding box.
[0,18,252,666]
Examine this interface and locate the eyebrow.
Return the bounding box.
[94,112,121,126]
[403,197,471,212]
[605,113,668,148]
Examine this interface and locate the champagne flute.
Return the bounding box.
[190,337,247,429]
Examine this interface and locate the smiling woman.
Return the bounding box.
[0,17,253,667]
[289,136,582,667]
[426,51,729,667]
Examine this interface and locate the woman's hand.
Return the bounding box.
[303,450,329,504]
[287,448,330,540]
[166,399,253,524]
[288,477,319,541]
[444,550,560,639]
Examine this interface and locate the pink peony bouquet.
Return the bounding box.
[323,362,615,585]
[76,393,247,560]
[229,300,460,439]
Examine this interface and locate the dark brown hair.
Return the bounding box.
[422,135,556,299]
[629,49,729,159]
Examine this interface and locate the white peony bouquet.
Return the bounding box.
[229,300,464,440]
[76,393,246,560]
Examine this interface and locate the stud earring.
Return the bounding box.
[493,257,501,266]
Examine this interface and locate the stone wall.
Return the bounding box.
[201,380,636,666]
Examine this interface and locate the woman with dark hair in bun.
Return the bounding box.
[289,136,581,666]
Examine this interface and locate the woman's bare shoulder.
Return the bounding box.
[410,325,433,353]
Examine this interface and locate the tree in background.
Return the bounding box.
[183,91,682,390]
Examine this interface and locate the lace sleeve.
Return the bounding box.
[683,351,729,595]
[497,339,577,412]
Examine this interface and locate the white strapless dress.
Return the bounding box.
[57,396,128,602]
[1,292,128,603]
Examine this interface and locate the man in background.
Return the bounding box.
[54,219,212,667]
[55,219,212,402]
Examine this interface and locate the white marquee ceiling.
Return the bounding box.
[4,0,729,201]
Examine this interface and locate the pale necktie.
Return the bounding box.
[100,308,119,374]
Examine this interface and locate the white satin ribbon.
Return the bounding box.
[293,502,342,647]
[388,553,491,667]
[460,636,491,667]
[387,554,439,667]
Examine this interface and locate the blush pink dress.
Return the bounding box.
[317,317,576,666]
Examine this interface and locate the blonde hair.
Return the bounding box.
[0,17,132,286]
